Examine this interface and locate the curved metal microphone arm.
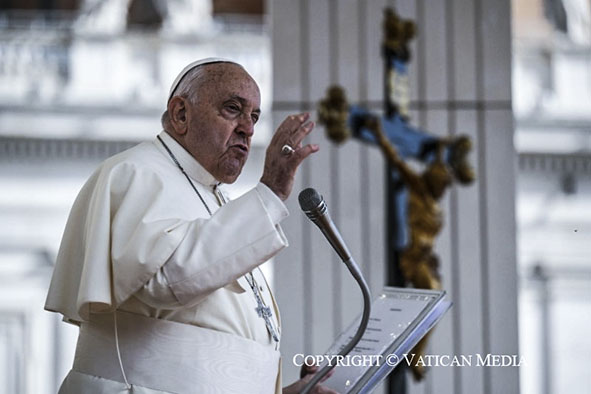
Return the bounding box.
[300,256,372,394]
[298,188,372,393]
[301,199,352,262]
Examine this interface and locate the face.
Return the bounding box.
[175,63,261,184]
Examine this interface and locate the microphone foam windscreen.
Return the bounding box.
[298,188,322,211]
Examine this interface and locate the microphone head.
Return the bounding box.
[298,188,323,212]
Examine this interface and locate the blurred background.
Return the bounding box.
[0,0,589,393]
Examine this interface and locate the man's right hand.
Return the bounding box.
[281,364,338,394]
[260,112,319,201]
[282,367,339,394]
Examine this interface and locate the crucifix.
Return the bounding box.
[317,7,475,390]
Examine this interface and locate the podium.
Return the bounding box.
[319,287,451,393]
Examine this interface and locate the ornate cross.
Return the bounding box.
[246,273,280,343]
[317,7,475,383]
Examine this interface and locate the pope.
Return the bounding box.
[45,58,336,394]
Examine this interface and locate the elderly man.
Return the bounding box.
[45,58,336,394]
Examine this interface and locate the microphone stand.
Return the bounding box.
[300,256,372,394]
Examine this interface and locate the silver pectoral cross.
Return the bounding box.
[248,273,280,343]
[254,297,280,343]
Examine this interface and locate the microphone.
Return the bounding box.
[298,187,372,394]
[298,188,351,262]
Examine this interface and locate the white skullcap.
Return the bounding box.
[167,57,240,102]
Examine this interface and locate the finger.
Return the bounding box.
[301,364,319,378]
[270,114,310,153]
[279,112,310,135]
[293,143,319,166]
[319,367,335,382]
[301,373,314,384]
[312,385,338,394]
[300,364,318,378]
[289,121,315,147]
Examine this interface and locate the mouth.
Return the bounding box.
[231,144,249,154]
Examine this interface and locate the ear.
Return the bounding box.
[168,96,189,136]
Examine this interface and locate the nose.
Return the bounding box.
[236,113,255,137]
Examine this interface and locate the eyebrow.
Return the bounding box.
[229,95,261,115]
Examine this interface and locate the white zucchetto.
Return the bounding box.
[167,57,241,102]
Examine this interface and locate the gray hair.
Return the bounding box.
[161,65,208,129]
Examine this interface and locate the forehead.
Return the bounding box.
[199,63,260,104]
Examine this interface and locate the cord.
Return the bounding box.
[113,312,132,390]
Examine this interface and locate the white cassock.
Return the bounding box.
[45,131,289,394]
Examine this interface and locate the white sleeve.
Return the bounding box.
[254,182,289,224]
[134,183,289,309]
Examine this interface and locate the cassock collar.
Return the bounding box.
[156,131,221,188]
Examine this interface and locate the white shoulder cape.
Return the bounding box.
[45,140,287,323]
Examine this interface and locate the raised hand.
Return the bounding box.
[260,112,319,201]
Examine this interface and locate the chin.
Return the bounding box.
[223,176,239,184]
[220,170,242,184]
[217,160,244,184]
